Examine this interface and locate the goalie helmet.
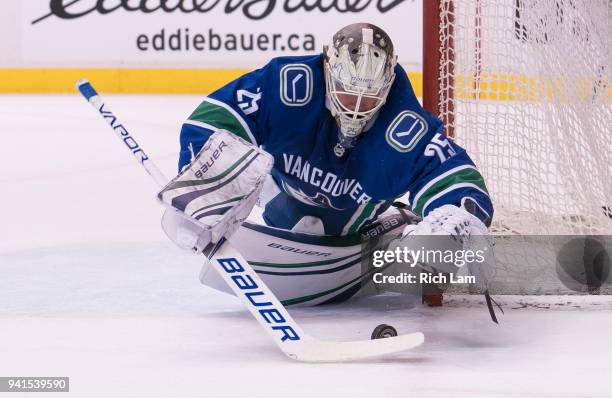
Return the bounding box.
[324,23,397,148]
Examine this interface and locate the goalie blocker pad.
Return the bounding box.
[158,130,273,250]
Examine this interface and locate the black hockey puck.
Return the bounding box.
[371,324,398,339]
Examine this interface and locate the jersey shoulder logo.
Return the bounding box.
[280,64,313,106]
[237,88,262,115]
[385,110,428,152]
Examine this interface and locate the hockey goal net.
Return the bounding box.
[423,0,612,235]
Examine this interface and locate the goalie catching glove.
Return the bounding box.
[389,203,494,292]
[158,130,273,253]
[388,205,491,276]
[396,203,492,277]
[401,203,489,241]
[389,203,501,322]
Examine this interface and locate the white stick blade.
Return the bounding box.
[292,332,424,362]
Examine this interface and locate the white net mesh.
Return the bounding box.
[437,0,612,234]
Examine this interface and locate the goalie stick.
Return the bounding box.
[76,78,425,362]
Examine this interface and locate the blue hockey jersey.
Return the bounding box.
[178,54,493,235]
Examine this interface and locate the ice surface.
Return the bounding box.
[1,95,610,397]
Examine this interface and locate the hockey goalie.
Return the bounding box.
[160,23,495,310]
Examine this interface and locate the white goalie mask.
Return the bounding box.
[324,23,397,148]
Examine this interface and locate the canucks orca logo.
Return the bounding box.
[385,111,428,152]
[280,64,313,106]
[309,193,342,209]
[281,181,343,210]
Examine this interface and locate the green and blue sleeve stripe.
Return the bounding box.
[408,152,493,223]
[178,65,268,171]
